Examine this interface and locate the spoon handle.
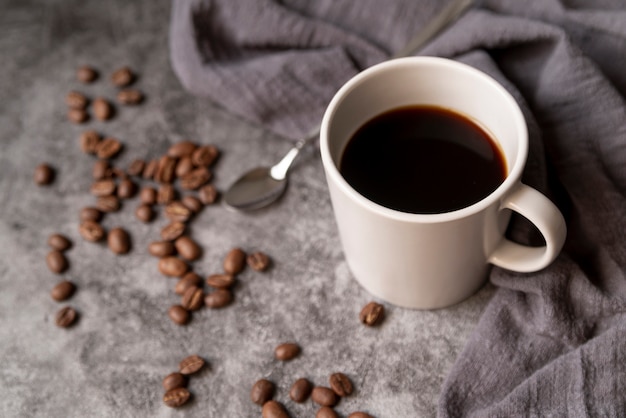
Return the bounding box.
[270,127,321,180]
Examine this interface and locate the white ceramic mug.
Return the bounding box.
[320,57,567,309]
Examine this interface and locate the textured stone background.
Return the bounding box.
[0,0,494,416]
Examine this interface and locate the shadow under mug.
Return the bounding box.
[320,57,567,309]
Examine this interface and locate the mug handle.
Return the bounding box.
[488,183,567,272]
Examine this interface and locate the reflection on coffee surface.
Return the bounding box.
[340,105,506,214]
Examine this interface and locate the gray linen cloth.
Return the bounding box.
[170,0,626,415]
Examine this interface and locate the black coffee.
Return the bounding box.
[339,105,506,214]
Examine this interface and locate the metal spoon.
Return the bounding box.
[224,0,474,211]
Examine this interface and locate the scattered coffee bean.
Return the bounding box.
[117,178,136,199]
[274,342,300,361]
[359,302,384,327]
[165,201,192,223]
[66,91,88,109]
[157,184,176,204]
[135,203,154,223]
[67,108,88,124]
[90,179,116,197]
[181,286,204,311]
[55,306,78,328]
[162,372,187,392]
[161,222,186,241]
[247,251,270,271]
[155,155,177,184]
[181,195,203,214]
[174,236,201,261]
[127,159,145,177]
[158,256,188,277]
[329,372,353,397]
[175,156,194,178]
[79,207,103,223]
[205,273,235,289]
[168,304,190,325]
[168,141,197,158]
[79,220,105,242]
[77,65,98,83]
[96,195,121,212]
[289,378,313,403]
[143,159,158,180]
[317,406,339,418]
[179,354,205,375]
[198,184,218,205]
[175,272,202,296]
[180,167,211,190]
[92,160,110,180]
[79,130,101,154]
[46,250,68,274]
[204,289,232,309]
[223,248,246,275]
[191,145,219,167]
[261,400,289,418]
[93,97,114,121]
[107,227,131,254]
[117,88,143,105]
[111,66,135,87]
[51,280,76,302]
[96,137,122,159]
[251,379,275,406]
[139,186,157,205]
[34,163,55,185]
[48,233,72,252]
[348,413,374,418]
[163,387,190,408]
[148,241,175,258]
[311,387,338,407]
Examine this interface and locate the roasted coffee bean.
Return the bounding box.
[251,379,275,406]
[155,155,177,184]
[205,273,235,289]
[191,145,219,167]
[111,66,135,87]
[163,387,190,408]
[66,91,88,109]
[168,141,197,158]
[96,195,120,212]
[92,160,110,180]
[359,301,384,326]
[317,407,339,418]
[67,108,88,124]
[175,156,194,178]
[90,179,116,197]
[117,178,136,199]
[96,137,121,159]
[161,222,185,241]
[157,184,176,204]
[34,163,54,185]
[247,251,270,272]
[79,130,101,154]
[223,248,246,275]
[198,184,218,205]
[48,233,72,252]
[181,286,204,311]
[51,280,76,302]
[174,236,201,261]
[274,342,300,361]
[107,227,130,254]
[143,159,158,180]
[289,378,313,403]
[79,220,105,242]
[77,65,98,83]
[139,186,157,205]
[347,413,374,418]
[80,207,103,223]
[127,159,145,176]
[162,372,187,391]
[329,373,353,397]
[168,305,190,325]
[181,195,203,213]
[110,167,127,179]
[165,201,192,223]
[55,306,78,328]
[117,88,143,105]
[46,250,68,274]
[179,354,205,375]
[135,203,154,223]
[311,387,338,407]
[148,241,175,258]
[261,400,289,418]
[204,289,232,309]
[179,167,211,190]
[93,97,114,121]
[175,272,202,296]
[158,256,188,277]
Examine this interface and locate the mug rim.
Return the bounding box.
[320,56,528,224]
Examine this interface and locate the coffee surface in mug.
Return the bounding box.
[339,105,507,214]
